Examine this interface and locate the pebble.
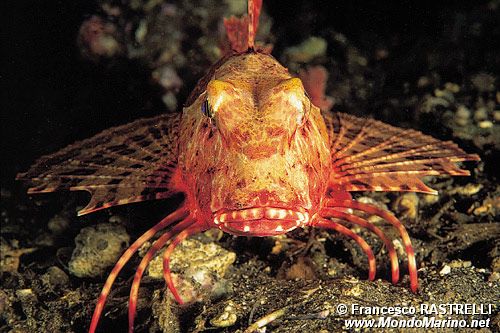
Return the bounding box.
[489,272,500,282]
[435,88,455,103]
[148,239,235,279]
[151,290,180,333]
[478,120,493,128]
[41,266,69,288]
[444,82,460,93]
[448,260,472,268]
[494,110,500,122]
[422,194,439,205]
[440,265,451,275]
[68,224,130,278]
[474,107,489,122]
[455,105,471,126]
[148,238,236,303]
[472,196,499,216]
[451,183,483,196]
[47,215,70,235]
[492,257,500,273]
[210,301,238,327]
[393,193,419,219]
[470,72,496,92]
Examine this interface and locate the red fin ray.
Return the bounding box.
[326,112,479,194]
[17,114,181,215]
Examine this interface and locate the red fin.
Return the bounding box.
[325,112,480,194]
[299,66,334,112]
[248,0,263,48]
[223,0,263,52]
[17,114,181,215]
[223,15,250,53]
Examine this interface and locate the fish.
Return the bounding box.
[17,0,480,331]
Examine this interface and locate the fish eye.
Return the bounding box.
[201,98,213,118]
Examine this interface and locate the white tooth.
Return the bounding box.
[214,217,219,225]
[244,225,250,232]
[275,225,284,232]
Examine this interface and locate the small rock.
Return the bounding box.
[16,289,35,300]
[41,266,69,288]
[444,82,460,93]
[455,105,471,126]
[472,196,500,216]
[440,265,451,275]
[344,284,363,297]
[474,107,489,122]
[153,65,183,92]
[422,194,439,205]
[148,239,235,279]
[47,215,70,235]
[448,260,472,268]
[148,239,236,302]
[450,183,483,196]
[493,110,500,122]
[77,16,123,60]
[135,19,147,43]
[151,290,180,333]
[478,120,493,128]
[417,76,431,88]
[108,215,125,224]
[470,72,496,92]
[435,88,455,103]
[283,256,317,280]
[210,300,239,327]
[0,290,7,316]
[419,95,450,113]
[489,272,500,282]
[491,257,500,273]
[68,224,130,278]
[0,239,36,273]
[162,91,178,111]
[393,193,419,219]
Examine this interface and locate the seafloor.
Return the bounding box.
[2,1,499,332]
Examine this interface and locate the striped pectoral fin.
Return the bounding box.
[325,112,480,193]
[17,114,182,215]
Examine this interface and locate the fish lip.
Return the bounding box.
[213,206,310,225]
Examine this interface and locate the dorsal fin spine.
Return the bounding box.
[248,0,263,49]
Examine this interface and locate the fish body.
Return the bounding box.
[177,52,330,236]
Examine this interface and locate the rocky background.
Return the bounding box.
[2,0,499,332]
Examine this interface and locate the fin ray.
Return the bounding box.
[326,113,479,194]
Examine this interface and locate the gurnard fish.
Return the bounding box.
[17,0,480,331]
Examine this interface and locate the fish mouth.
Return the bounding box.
[213,207,310,236]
